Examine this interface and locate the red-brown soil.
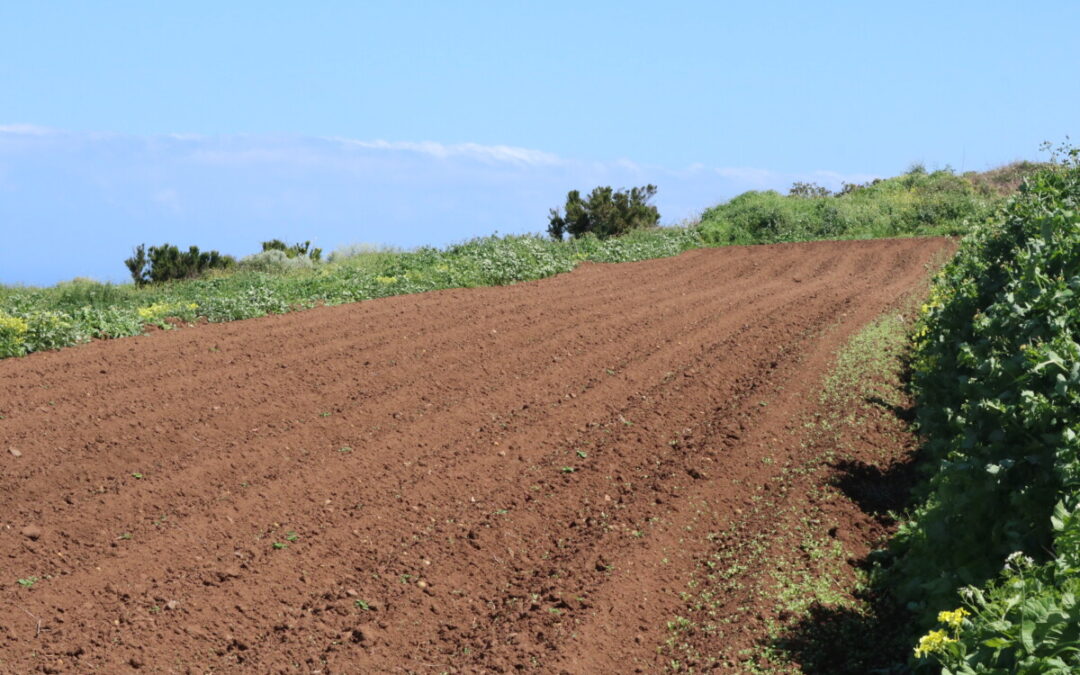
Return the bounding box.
[0,239,952,674]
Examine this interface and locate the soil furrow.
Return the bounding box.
[0,238,952,674]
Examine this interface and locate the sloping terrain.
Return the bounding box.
[0,239,952,673]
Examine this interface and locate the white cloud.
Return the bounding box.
[326,137,564,167]
[0,123,58,136]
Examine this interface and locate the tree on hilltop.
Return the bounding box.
[547,185,660,240]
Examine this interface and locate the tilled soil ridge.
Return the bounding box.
[0,239,952,673]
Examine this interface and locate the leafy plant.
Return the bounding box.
[124,244,149,286]
[547,185,660,240]
[890,146,1080,672]
[128,243,236,284]
[698,166,997,246]
[0,313,29,358]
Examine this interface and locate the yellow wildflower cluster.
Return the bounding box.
[0,313,29,337]
[136,302,199,321]
[920,285,953,316]
[0,313,29,357]
[913,629,957,658]
[375,276,398,285]
[914,607,968,659]
[938,607,969,629]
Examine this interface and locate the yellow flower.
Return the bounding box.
[0,314,29,336]
[938,608,969,629]
[914,629,956,658]
[136,303,167,320]
[136,301,197,321]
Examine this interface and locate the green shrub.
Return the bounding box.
[548,185,661,240]
[124,245,149,286]
[889,151,1080,672]
[698,167,996,245]
[23,310,90,352]
[125,243,236,284]
[0,313,28,358]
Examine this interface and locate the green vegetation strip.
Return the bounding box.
[1,164,1034,361]
[890,151,1080,672]
[0,230,700,357]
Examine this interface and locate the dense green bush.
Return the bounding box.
[698,167,997,245]
[547,185,660,240]
[125,243,236,285]
[889,153,1080,671]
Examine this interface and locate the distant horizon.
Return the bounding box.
[2,1,1076,285]
[1,125,898,286]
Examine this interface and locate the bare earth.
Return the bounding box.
[0,238,953,673]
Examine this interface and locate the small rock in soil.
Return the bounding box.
[21,525,42,540]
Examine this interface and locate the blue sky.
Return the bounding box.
[2,1,1078,285]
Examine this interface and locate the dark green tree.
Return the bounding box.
[547,185,660,240]
[124,244,149,286]
[123,243,235,284]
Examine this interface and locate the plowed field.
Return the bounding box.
[0,238,952,673]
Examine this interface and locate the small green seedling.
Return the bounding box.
[285,531,299,542]
[131,472,143,479]
[338,446,352,453]
[272,541,288,550]
[118,532,133,540]
[561,466,577,473]
[17,577,37,588]
[576,450,588,459]
[355,600,371,611]
[320,412,331,417]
